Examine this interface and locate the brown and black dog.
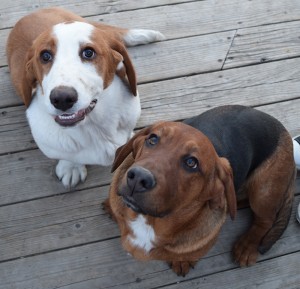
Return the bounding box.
[104,105,295,276]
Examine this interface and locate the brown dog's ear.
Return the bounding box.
[210,157,237,220]
[111,126,152,173]
[110,39,137,96]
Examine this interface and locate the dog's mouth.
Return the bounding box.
[55,99,97,127]
[122,196,144,214]
[121,195,167,218]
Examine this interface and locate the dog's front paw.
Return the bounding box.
[233,235,259,267]
[56,160,87,188]
[168,261,196,277]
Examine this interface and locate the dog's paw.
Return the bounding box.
[233,235,259,267]
[55,160,87,188]
[168,261,196,277]
[124,29,165,47]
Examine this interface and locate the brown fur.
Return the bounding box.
[6,7,136,106]
[104,121,295,276]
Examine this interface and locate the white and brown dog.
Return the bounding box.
[6,7,164,187]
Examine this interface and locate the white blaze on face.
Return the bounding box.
[41,21,104,114]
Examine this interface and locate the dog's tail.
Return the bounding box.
[258,167,296,254]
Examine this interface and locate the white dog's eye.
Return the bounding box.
[81,48,95,60]
[40,50,53,63]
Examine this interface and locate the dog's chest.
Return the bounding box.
[127,215,156,253]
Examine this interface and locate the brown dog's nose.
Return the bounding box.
[50,86,78,111]
[127,166,156,194]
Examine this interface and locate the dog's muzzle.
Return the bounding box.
[50,86,97,127]
[119,166,156,213]
[126,166,156,194]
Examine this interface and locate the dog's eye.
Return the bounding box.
[184,157,198,170]
[40,50,53,63]
[82,48,95,60]
[146,134,159,146]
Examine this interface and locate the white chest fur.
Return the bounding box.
[128,215,156,253]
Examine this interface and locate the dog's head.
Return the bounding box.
[112,121,237,220]
[22,21,136,126]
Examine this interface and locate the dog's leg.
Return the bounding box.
[123,29,165,47]
[233,132,295,267]
[55,160,87,188]
[168,261,197,277]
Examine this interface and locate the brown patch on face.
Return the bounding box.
[25,29,57,96]
[86,30,121,90]
[89,27,137,95]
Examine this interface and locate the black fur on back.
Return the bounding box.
[183,105,286,191]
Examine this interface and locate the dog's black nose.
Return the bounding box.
[50,86,78,111]
[127,166,156,194]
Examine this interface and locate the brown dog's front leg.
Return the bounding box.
[168,261,197,277]
[233,218,273,267]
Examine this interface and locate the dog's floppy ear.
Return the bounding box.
[20,49,36,106]
[21,47,42,107]
[109,39,137,96]
[209,157,237,220]
[111,126,152,173]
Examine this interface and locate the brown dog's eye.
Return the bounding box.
[146,134,159,146]
[81,48,95,60]
[184,157,199,170]
[40,50,53,63]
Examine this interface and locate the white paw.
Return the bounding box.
[55,160,87,188]
[123,29,165,47]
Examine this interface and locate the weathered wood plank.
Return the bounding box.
[0,195,299,289]
[0,0,194,29]
[224,20,300,69]
[3,0,300,33]
[89,0,300,40]
[0,105,33,154]
[0,67,16,107]
[0,186,115,262]
[0,149,112,205]
[162,253,300,289]
[2,57,300,156]
[128,31,234,83]
[138,57,300,128]
[3,0,300,67]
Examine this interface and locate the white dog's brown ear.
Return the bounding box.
[111,126,152,172]
[20,49,36,106]
[210,157,237,220]
[21,47,42,107]
[110,40,137,96]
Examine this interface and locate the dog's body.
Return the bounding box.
[105,105,295,276]
[6,7,164,187]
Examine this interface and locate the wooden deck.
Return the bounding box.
[1,0,300,288]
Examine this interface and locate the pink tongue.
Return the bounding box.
[55,109,85,126]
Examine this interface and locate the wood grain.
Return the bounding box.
[1,1,299,288]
